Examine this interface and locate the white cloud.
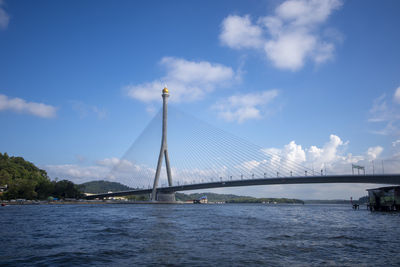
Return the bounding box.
[262,134,350,175]
[368,90,400,136]
[394,86,400,104]
[125,57,235,104]
[92,106,107,120]
[393,140,400,160]
[367,146,383,161]
[219,15,264,49]
[126,80,164,103]
[145,104,157,115]
[96,157,134,171]
[241,160,264,171]
[213,90,279,123]
[44,137,397,199]
[274,0,341,26]
[264,31,317,70]
[44,157,156,186]
[368,94,391,122]
[0,94,57,118]
[0,0,10,30]
[258,135,398,178]
[172,166,230,185]
[283,141,306,163]
[261,141,307,176]
[44,164,109,183]
[44,157,230,188]
[308,134,343,168]
[71,101,107,120]
[219,0,343,71]
[393,140,400,147]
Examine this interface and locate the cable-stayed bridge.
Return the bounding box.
[86,87,400,201]
[87,174,400,199]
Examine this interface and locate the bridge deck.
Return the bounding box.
[85,174,400,199]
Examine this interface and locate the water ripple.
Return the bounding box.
[1,204,400,266]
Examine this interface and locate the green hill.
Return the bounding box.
[78,180,132,194]
[0,152,81,200]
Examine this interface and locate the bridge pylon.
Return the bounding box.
[151,86,175,202]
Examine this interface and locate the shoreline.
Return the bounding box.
[1,200,358,206]
[1,200,181,205]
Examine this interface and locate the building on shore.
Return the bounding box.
[193,196,208,204]
[367,186,400,211]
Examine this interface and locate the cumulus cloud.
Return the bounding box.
[259,134,390,176]
[283,141,306,163]
[261,135,399,178]
[367,146,383,161]
[0,0,10,30]
[219,0,343,71]
[220,15,264,49]
[212,90,279,123]
[125,57,236,104]
[264,32,317,70]
[260,135,345,175]
[368,89,400,135]
[308,134,344,169]
[0,94,57,118]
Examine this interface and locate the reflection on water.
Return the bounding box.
[1,204,400,266]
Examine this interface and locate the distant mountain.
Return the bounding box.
[78,180,132,194]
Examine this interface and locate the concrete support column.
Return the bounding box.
[151,87,173,201]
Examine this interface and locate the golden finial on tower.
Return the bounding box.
[162,84,169,94]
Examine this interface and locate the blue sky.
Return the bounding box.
[1,0,399,199]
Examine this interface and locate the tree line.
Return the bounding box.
[175,192,304,203]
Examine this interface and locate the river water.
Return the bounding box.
[1,203,399,266]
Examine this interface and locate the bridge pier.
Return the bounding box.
[154,192,176,202]
[151,86,173,201]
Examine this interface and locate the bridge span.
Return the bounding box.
[85,174,400,199]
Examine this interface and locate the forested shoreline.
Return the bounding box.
[0,152,82,200]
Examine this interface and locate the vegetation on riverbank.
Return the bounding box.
[226,197,303,204]
[1,154,368,204]
[76,181,305,203]
[0,152,82,200]
[175,192,304,204]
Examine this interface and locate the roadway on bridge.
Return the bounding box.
[85,174,400,199]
